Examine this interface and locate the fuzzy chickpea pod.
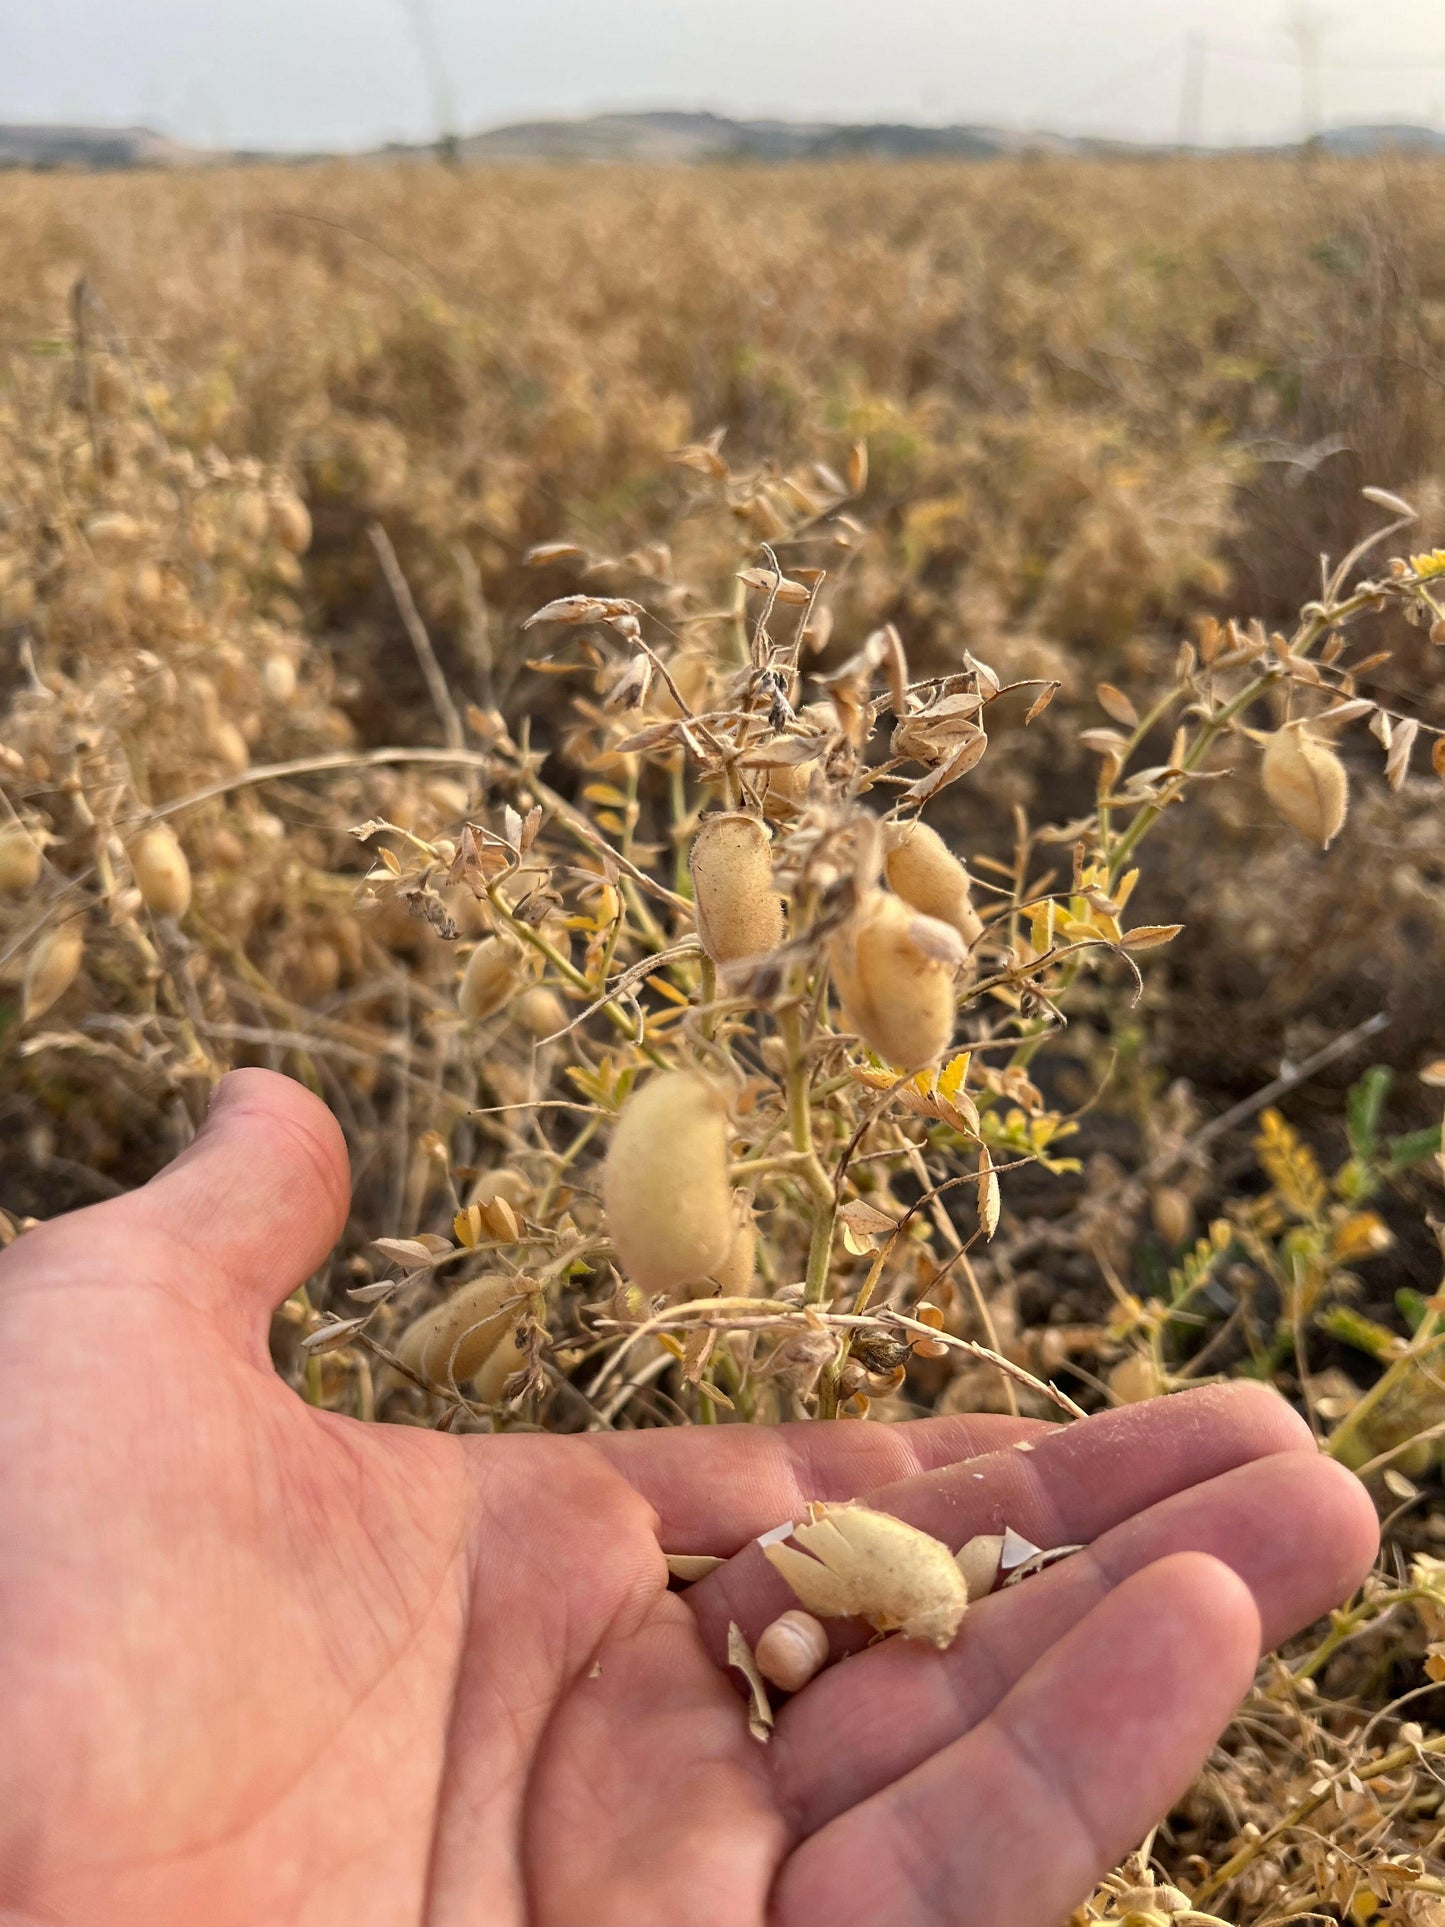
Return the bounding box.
[602,1071,736,1297]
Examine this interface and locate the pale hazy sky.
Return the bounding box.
[4,0,1445,152]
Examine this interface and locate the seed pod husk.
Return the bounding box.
[396,1273,524,1388]
[22,922,84,1023]
[130,824,192,918]
[830,891,962,1071]
[1261,726,1348,848]
[0,825,42,897]
[458,934,526,1021]
[764,1501,970,1648]
[690,812,783,965]
[602,1070,733,1296]
[883,818,984,950]
[755,1610,830,1692]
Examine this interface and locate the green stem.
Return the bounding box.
[1327,1312,1445,1466]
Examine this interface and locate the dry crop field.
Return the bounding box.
[4,154,1445,1919]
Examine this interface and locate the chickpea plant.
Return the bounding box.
[324,466,1445,1461]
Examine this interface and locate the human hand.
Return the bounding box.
[0,1070,1378,1927]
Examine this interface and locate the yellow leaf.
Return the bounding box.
[1331,1211,1393,1263]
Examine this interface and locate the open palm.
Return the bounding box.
[0,1071,1377,1927]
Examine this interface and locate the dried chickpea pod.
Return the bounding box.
[707,1194,757,1298]
[467,1168,533,1211]
[758,755,818,820]
[514,984,567,1039]
[396,1272,523,1388]
[1150,1184,1193,1246]
[262,654,298,703]
[233,489,270,544]
[424,776,472,819]
[458,934,526,1021]
[764,1501,970,1647]
[1108,1353,1163,1405]
[0,824,42,897]
[883,818,984,950]
[1260,725,1348,848]
[22,922,84,1023]
[206,719,250,775]
[268,489,312,555]
[130,824,192,918]
[84,511,144,556]
[689,812,783,965]
[470,1319,530,1404]
[754,1610,830,1693]
[602,1070,734,1296]
[830,892,963,1071]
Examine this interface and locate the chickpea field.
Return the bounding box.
[4,154,1445,1919]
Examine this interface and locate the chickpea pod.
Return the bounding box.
[883,817,984,951]
[602,1070,735,1296]
[690,812,784,965]
[830,891,964,1071]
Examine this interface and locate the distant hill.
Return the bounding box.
[0,124,196,170]
[1316,123,1445,155]
[4,111,1445,172]
[458,111,1077,164]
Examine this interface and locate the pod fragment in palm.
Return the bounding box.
[763,1502,970,1648]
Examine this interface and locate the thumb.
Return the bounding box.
[135,1069,352,1333]
[0,1069,353,1349]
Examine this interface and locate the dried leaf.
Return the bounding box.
[301,1316,368,1354]
[837,1199,901,1239]
[1097,682,1139,728]
[373,1236,447,1271]
[1122,923,1185,951]
[1386,715,1420,790]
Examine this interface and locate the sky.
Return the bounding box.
[3,0,1445,153]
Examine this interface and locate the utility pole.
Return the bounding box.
[1179,32,1207,149]
[1286,6,1328,144]
[398,0,460,165]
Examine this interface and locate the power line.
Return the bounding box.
[1210,36,1445,72]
